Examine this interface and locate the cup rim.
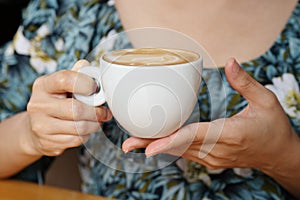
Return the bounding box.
[101,47,202,68]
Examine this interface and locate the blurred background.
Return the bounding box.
[0,0,30,46]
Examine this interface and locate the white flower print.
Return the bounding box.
[4,43,14,56]
[13,27,31,55]
[13,26,58,74]
[107,0,115,6]
[30,56,57,74]
[265,73,300,121]
[233,168,253,178]
[36,24,50,38]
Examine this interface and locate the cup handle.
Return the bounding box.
[73,66,106,106]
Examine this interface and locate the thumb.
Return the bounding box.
[225,58,271,105]
[72,59,90,71]
[71,59,98,96]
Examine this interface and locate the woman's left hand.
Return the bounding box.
[122,58,300,172]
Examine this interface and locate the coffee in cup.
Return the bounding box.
[102,48,199,66]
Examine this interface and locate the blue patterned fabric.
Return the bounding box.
[0,0,299,199]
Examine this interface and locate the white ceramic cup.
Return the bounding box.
[74,48,202,138]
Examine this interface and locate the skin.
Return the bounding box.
[122,58,300,198]
[0,60,112,178]
[115,0,297,67]
[0,0,299,198]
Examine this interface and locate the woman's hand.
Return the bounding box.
[122,58,300,172]
[26,60,112,157]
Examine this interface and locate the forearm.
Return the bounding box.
[0,112,41,179]
[261,130,300,199]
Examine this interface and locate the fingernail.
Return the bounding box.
[123,148,129,154]
[230,58,240,75]
[101,107,112,121]
[106,108,113,121]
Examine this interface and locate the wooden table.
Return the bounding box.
[0,180,111,200]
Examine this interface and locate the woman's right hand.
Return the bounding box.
[26,60,112,156]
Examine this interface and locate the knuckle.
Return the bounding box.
[37,138,64,156]
[228,133,245,146]
[55,70,74,91]
[72,101,85,120]
[32,76,44,91]
[263,89,280,108]
[74,121,89,135]
[37,139,48,150]
[239,74,256,91]
[27,101,48,114]
[50,149,64,157]
[223,121,246,145]
[31,122,46,135]
[26,101,35,113]
[36,139,54,155]
[233,133,245,144]
[56,70,69,84]
[70,136,84,147]
[32,133,66,157]
[81,135,90,143]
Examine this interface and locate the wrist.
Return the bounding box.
[20,112,43,157]
[260,131,300,179]
[0,112,42,178]
[260,131,300,199]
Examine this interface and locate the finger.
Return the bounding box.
[36,135,90,156]
[145,123,199,157]
[72,59,90,71]
[123,120,230,158]
[71,60,99,96]
[40,70,98,95]
[45,98,112,122]
[122,123,202,156]
[224,58,275,107]
[122,137,154,153]
[40,134,90,150]
[45,134,90,146]
[144,119,231,157]
[31,116,101,136]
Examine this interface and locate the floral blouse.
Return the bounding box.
[0,0,299,199]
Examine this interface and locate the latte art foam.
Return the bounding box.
[103,48,199,66]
